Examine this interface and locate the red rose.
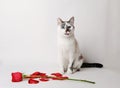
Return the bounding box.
[11,72,23,82]
[11,71,95,84]
[28,79,39,84]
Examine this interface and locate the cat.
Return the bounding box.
[57,17,103,74]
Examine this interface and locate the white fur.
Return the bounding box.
[57,17,84,74]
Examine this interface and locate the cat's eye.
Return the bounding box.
[61,24,65,29]
[61,25,64,29]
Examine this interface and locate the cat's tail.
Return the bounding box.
[81,63,103,68]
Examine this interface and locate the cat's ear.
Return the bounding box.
[69,16,74,25]
[57,18,63,25]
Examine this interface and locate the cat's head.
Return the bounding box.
[57,17,75,38]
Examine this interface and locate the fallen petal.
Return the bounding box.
[31,72,41,76]
[31,71,47,77]
[51,76,68,80]
[40,78,49,82]
[28,79,39,84]
[51,73,62,77]
[61,76,69,80]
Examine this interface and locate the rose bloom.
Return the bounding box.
[11,72,23,82]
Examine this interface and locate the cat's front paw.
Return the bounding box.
[72,68,80,73]
[67,69,74,74]
[67,67,80,74]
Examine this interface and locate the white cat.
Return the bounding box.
[57,17,103,74]
[57,17,84,74]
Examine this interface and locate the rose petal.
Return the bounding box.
[51,73,63,77]
[40,78,49,82]
[51,76,68,80]
[31,72,47,77]
[28,79,39,84]
[31,72,41,75]
[51,77,58,80]
[11,72,23,82]
[39,73,47,77]
[60,76,69,80]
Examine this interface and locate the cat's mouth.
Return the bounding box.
[65,33,69,35]
[65,31,70,35]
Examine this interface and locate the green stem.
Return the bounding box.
[23,75,95,84]
[68,78,95,84]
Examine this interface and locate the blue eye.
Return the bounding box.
[61,24,65,29]
[61,25,64,29]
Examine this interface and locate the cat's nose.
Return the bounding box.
[66,29,70,32]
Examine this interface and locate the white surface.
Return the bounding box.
[0,63,120,88]
[0,0,120,87]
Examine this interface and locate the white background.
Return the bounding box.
[0,0,120,71]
